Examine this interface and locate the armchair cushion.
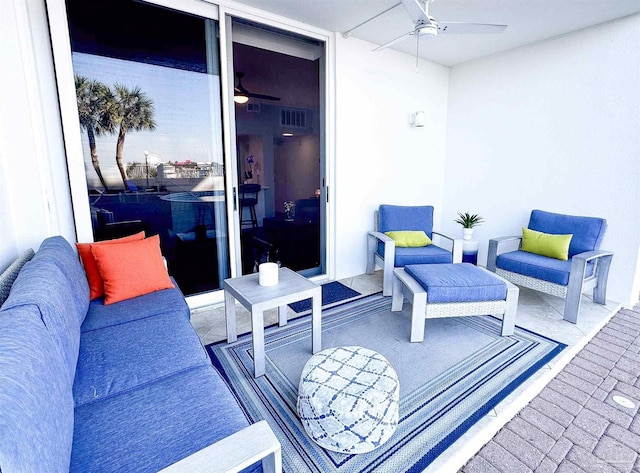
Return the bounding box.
[383,244,453,267]
[521,228,573,261]
[496,250,595,286]
[384,230,432,247]
[528,210,606,258]
[378,205,434,238]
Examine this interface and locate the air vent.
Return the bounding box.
[280,108,308,129]
[246,103,261,113]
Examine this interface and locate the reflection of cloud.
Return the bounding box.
[73,52,224,184]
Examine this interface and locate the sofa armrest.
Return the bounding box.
[432,231,463,263]
[487,236,522,272]
[158,420,281,473]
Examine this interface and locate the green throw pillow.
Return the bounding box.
[384,230,432,248]
[521,228,573,261]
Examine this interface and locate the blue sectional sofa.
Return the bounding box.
[0,236,279,472]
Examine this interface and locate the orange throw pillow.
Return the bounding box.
[77,232,145,300]
[90,235,174,305]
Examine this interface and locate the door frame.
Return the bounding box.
[46,0,336,309]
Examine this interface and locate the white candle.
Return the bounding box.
[259,262,279,286]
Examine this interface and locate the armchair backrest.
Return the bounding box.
[377,205,434,238]
[528,209,607,257]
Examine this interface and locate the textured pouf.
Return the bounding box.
[296,346,399,454]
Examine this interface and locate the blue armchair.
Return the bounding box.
[487,209,613,323]
[366,205,462,296]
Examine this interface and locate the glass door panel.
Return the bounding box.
[65,0,228,295]
[230,19,326,276]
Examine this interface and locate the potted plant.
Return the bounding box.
[454,212,484,240]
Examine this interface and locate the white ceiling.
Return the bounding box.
[231,0,640,66]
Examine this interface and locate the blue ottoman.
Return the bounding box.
[391,263,519,342]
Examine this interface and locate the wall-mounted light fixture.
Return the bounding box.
[411,111,425,127]
[282,132,294,137]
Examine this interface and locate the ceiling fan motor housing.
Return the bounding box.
[417,16,438,37]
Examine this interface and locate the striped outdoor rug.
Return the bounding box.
[206,294,565,473]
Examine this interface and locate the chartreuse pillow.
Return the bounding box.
[384,231,432,248]
[521,227,573,261]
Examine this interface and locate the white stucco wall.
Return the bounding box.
[441,14,640,307]
[333,34,450,279]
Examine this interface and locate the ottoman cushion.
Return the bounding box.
[297,346,399,454]
[405,263,507,303]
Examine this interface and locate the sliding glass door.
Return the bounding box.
[50,0,333,302]
[228,18,327,277]
[64,0,229,295]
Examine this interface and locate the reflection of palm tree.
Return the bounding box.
[75,75,116,190]
[113,84,156,186]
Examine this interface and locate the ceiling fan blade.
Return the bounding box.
[400,0,431,25]
[235,72,281,101]
[373,30,415,51]
[438,22,507,34]
[246,92,281,101]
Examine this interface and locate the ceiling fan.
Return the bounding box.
[344,0,507,63]
[233,72,281,104]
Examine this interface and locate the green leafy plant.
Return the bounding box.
[455,212,484,229]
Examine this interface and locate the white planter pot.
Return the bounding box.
[462,228,474,240]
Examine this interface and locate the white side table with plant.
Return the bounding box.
[454,212,484,265]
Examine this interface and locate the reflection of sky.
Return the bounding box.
[72,52,224,185]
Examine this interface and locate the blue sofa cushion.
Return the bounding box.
[528,210,606,258]
[405,263,507,303]
[496,250,595,286]
[378,205,434,238]
[0,307,74,473]
[81,279,189,332]
[70,365,251,473]
[2,258,81,384]
[35,236,90,326]
[386,244,453,266]
[74,312,208,406]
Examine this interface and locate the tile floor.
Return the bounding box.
[190,269,621,473]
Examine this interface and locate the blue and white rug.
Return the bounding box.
[207,294,565,473]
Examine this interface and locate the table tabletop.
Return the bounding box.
[224,267,319,310]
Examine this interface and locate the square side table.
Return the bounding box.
[224,267,321,377]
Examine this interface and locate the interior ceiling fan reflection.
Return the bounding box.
[233,72,281,104]
[344,0,507,66]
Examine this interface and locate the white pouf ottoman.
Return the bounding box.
[296,346,399,454]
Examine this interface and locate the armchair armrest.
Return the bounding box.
[368,231,394,243]
[487,236,522,272]
[432,231,463,263]
[565,249,614,323]
[571,249,614,263]
[159,420,281,473]
[366,231,395,275]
